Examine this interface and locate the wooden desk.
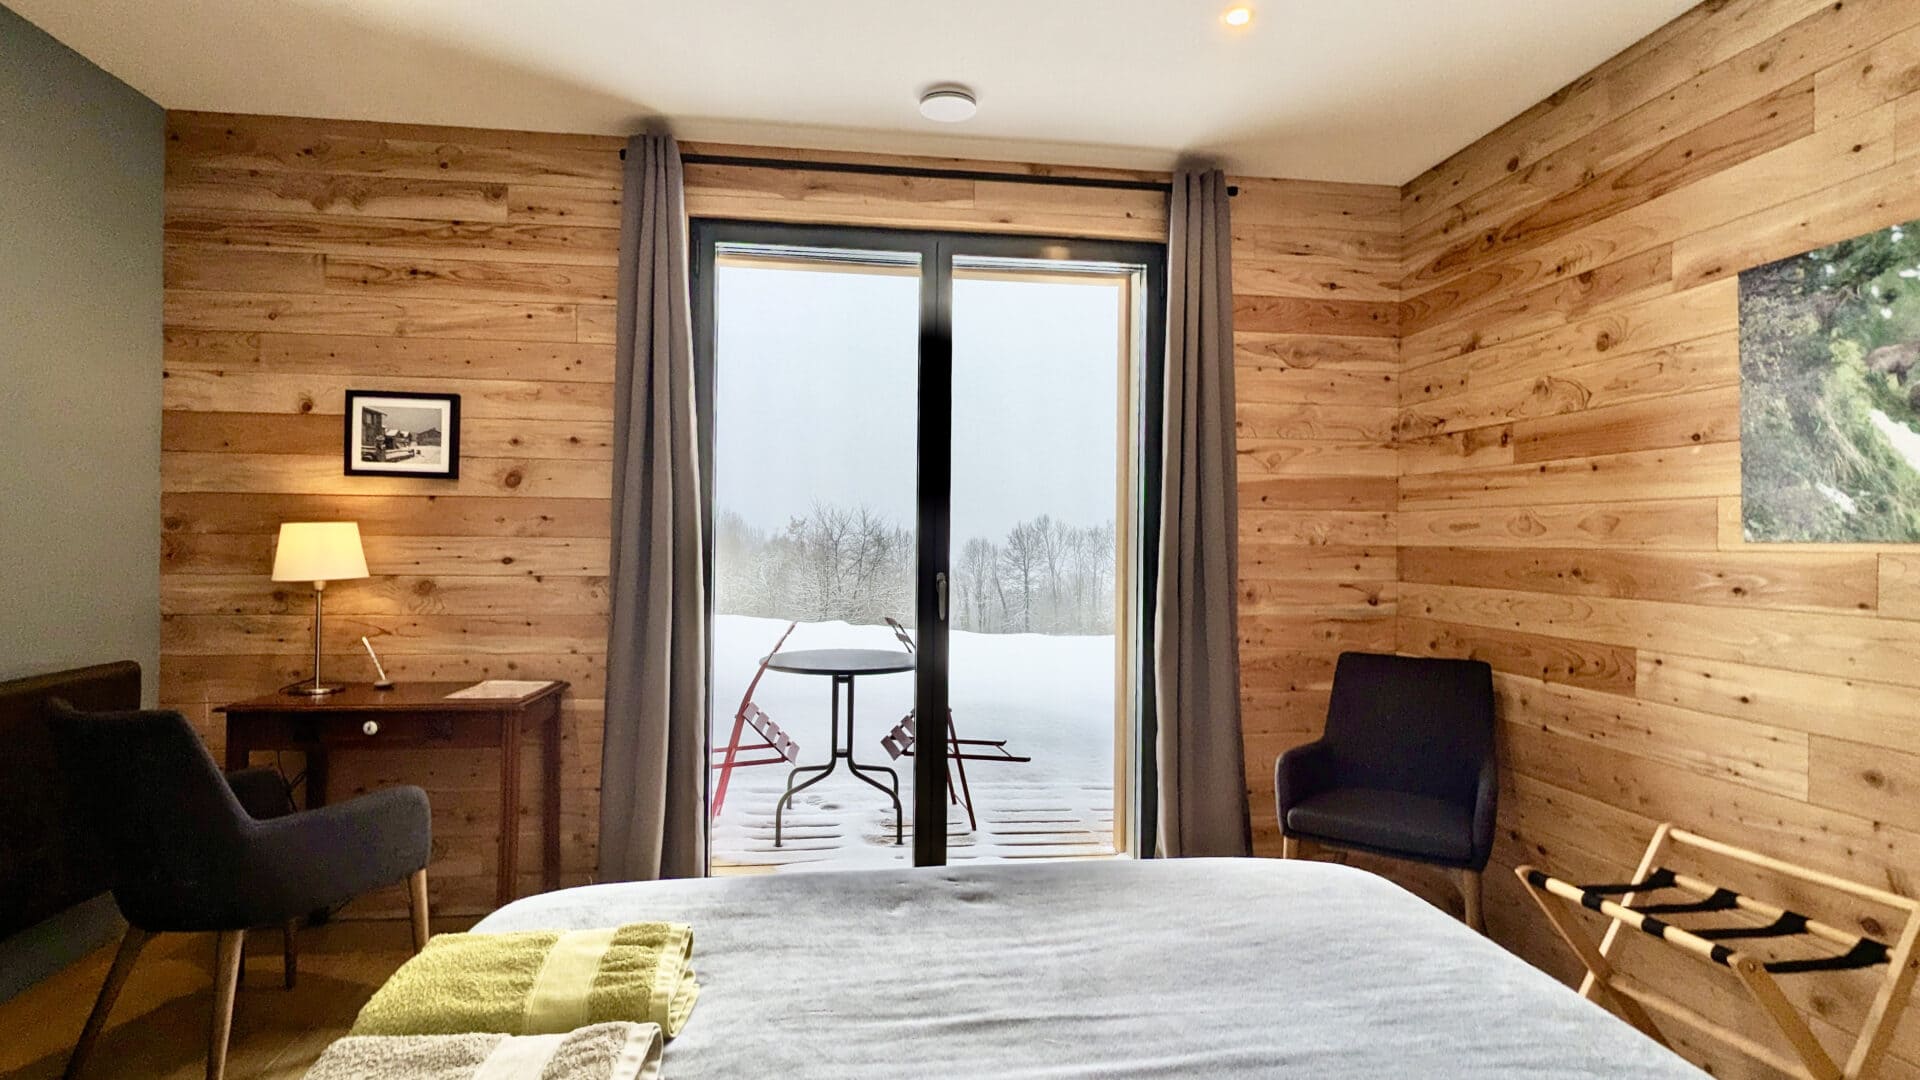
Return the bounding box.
[222,681,568,908]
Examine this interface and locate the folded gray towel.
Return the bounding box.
[305,1021,662,1080]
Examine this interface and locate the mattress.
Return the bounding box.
[476,857,1700,1079]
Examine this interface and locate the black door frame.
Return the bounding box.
[690,219,1167,868]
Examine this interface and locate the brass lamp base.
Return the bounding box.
[284,582,342,697]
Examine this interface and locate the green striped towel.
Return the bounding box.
[351,924,698,1039]
[308,1021,662,1080]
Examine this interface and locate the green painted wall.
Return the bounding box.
[0,3,162,697]
[0,2,162,1000]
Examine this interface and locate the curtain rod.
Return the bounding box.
[620,148,1238,196]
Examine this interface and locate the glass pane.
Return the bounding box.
[707,244,921,873]
[947,257,1140,862]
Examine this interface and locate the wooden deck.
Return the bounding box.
[712,774,1119,874]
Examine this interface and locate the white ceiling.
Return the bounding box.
[11,0,1700,185]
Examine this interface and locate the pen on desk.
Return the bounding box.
[362,636,394,689]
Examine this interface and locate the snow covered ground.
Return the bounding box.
[708,614,1118,872]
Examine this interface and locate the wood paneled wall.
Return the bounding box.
[160,112,626,916]
[1397,1,1920,1073]
[160,112,1393,906]
[1230,177,1401,855]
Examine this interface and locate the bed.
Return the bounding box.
[476,857,1702,1078]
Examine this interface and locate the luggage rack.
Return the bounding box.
[1519,823,1920,1080]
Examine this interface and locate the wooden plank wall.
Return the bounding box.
[1230,177,1402,856]
[1396,0,1920,1073]
[160,112,1393,906]
[160,112,626,917]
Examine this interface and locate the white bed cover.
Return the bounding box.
[476,857,1700,1079]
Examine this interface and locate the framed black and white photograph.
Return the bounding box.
[344,390,460,478]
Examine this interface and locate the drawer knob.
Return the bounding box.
[362,720,380,736]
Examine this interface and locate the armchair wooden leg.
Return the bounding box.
[1281,835,1298,859]
[1452,867,1485,934]
[408,869,431,954]
[208,929,245,1080]
[283,920,299,990]
[63,926,151,1080]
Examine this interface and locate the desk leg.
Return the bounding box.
[542,696,561,894]
[224,735,249,774]
[498,709,523,909]
[306,748,332,924]
[306,749,329,811]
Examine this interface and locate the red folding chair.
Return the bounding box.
[878,617,1029,832]
[710,621,801,818]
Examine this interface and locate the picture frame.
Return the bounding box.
[1739,216,1920,542]
[343,390,461,479]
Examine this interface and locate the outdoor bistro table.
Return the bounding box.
[766,647,916,848]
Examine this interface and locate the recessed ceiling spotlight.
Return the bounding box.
[919,86,978,123]
[1222,5,1253,28]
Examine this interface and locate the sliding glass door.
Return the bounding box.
[949,252,1150,860]
[693,222,1164,873]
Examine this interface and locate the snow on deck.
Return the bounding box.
[709,614,1119,872]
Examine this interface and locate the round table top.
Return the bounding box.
[764,648,916,677]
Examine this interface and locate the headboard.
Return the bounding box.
[0,661,140,938]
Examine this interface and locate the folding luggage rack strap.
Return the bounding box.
[1517,824,1920,1080]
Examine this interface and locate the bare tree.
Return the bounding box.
[713,502,1115,635]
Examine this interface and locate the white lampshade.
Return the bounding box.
[271,522,370,584]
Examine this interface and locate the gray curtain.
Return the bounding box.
[1156,167,1251,859]
[599,133,707,882]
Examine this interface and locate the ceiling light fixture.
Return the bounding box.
[1222,6,1253,28]
[919,86,978,123]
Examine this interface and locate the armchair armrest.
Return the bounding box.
[234,785,432,919]
[1274,739,1336,824]
[1469,754,1499,870]
[225,766,294,820]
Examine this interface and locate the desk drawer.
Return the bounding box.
[229,711,503,750]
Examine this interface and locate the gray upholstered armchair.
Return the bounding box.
[1275,652,1497,931]
[47,703,433,1080]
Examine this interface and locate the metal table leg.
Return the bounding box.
[772,672,904,847]
[840,675,903,844]
[773,675,843,847]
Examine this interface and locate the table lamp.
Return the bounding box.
[271,521,369,696]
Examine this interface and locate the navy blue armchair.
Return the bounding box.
[47,703,432,1080]
[1275,651,1497,931]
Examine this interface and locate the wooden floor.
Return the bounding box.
[0,917,466,1080]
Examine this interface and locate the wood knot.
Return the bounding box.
[503,469,524,488]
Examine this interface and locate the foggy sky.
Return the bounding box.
[712,264,1124,542]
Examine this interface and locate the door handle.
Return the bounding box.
[935,572,948,622]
